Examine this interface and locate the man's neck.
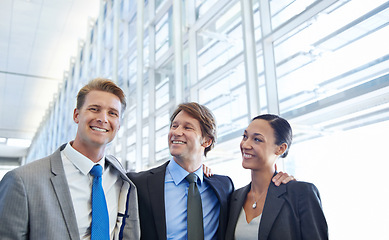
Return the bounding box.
[70,140,105,163]
[172,156,202,173]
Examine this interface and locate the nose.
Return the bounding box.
[171,126,183,136]
[96,111,108,123]
[241,139,252,149]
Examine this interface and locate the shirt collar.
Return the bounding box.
[167,158,203,186]
[62,142,106,175]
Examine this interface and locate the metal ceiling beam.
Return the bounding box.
[0,70,60,81]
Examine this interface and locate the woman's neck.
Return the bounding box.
[250,167,275,193]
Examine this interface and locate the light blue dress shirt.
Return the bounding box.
[165,159,220,240]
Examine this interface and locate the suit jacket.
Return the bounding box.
[226,179,328,240]
[0,144,140,240]
[127,161,234,240]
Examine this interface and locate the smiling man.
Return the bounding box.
[0,78,140,240]
[128,102,232,240]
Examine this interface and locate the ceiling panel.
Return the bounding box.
[0,0,99,160]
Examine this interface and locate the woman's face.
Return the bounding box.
[240,119,282,170]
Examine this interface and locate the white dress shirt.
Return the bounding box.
[61,142,122,240]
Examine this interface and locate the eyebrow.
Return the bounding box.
[87,104,101,108]
[185,122,195,127]
[171,121,195,128]
[88,104,120,113]
[109,107,119,112]
[244,130,264,137]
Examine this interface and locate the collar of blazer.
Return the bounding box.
[49,145,81,239]
[259,174,287,239]
[147,161,169,239]
[230,172,288,240]
[57,143,131,183]
[105,154,132,183]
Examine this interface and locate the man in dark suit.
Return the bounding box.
[0,78,140,240]
[128,102,233,240]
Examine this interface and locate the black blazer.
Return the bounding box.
[226,179,328,240]
[127,161,234,240]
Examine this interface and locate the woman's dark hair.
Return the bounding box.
[252,114,293,158]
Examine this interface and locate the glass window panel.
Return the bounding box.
[197,2,243,79]
[156,59,174,102]
[127,109,136,129]
[126,146,136,170]
[230,85,249,119]
[183,47,190,90]
[142,125,149,161]
[119,29,125,60]
[211,99,248,138]
[115,142,122,153]
[156,0,168,11]
[155,80,169,109]
[128,19,137,46]
[105,16,114,48]
[126,131,135,146]
[273,0,389,113]
[155,9,172,61]
[252,0,262,41]
[156,112,170,131]
[142,143,149,160]
[196,0,218,19]
[128,54,137,87]
[270,0,317,29]
[156,148,170,162]
[199,63,248,137]
[155,125,169,153]
[258,83,268,113]
[143,83,149,118]
[144,1,149,23]
[144,30,150,70]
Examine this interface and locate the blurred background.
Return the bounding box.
[1,0,388,239]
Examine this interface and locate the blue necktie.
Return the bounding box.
[90,164,110,240]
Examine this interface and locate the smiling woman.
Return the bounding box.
[226,114,328,240]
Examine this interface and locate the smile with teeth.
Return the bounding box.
[243,153,254,158]
[172,140,186,144]
[91,126,108,132]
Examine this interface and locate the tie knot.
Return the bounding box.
[90,164,103,177]
[185,173,198,184]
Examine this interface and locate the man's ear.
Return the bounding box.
[201,137,212,148]
[73,108,80,124]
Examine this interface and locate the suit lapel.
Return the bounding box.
[204,176,223,200]
[229,184,251,234]
[50,146,79,240]
[148,162,169,239]
[106,155,131,182]
[258,182,286,240]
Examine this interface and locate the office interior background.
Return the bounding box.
[1,0,389,239]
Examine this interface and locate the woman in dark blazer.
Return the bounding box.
[225,114,328,240]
